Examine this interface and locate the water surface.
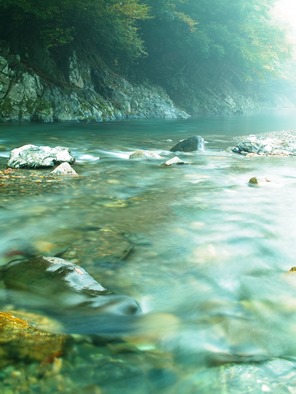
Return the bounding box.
[1,111,296,393]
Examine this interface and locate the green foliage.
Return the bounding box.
[0,0,291,104]
[137,0,290,94]
[0,0,149,64]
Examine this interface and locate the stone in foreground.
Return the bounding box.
[170,136,205,152]
[0,256,141,324]
[0,311,68,366]
[8,144,75,168]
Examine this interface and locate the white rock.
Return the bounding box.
[7,144,75,168]
[162,156,187,166]
[51,162,78,176]
[129,150,162,160]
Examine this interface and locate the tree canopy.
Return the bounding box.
[0,0,149,62]
[137,0,290,92]
[0,0,291,105]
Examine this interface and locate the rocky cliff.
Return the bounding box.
[0,44,189,122]
[1,41,294,123]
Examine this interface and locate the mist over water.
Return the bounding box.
[2,111,296,392]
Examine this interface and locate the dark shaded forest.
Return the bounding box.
[0,0,292,112]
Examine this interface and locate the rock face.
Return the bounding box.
[0,256,141,319]
[7,144,75,168]
[170,136,205,152]
[0,46,189,122]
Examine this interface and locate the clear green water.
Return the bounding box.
[1,111,296,393]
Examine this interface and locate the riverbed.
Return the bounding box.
[1,111,296,393]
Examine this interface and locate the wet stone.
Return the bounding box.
[248,176,259,185]
[161,156,188,166]
[0,256,141,333]
[0,311,69,367]
[170,136,205,152]
[248,176,271,187]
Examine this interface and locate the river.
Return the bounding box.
[1,110,296,393]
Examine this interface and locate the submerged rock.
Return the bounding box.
[170,136,205,152]
[7,144,75,168]
[0,310,68,366]
[0,256,141,319]
[58,226,134,267]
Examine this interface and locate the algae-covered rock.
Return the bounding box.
[0,311,68,366]
[248,176,271,187]
[248,177,259,185]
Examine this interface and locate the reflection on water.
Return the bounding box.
[1,112,296,392]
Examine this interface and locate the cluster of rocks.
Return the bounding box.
[128,135,205,166]
[232,131,296,156]
[7,130,296,181]
[6,135,206,172]
[7,144,78,175]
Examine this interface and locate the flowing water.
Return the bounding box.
[1,111,296,393]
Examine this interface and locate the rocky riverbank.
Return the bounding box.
[2,41,294,123]
[0,45,189,122]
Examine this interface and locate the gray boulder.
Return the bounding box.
[233,137,264,155]
[170,136,205,152]
[8,144,75,168]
